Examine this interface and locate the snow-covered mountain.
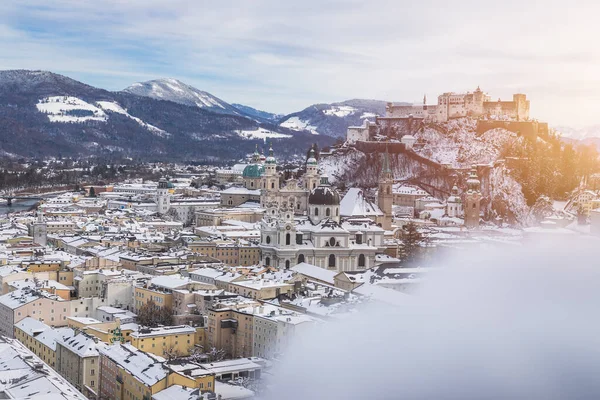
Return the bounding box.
[0,70,334,159]
[278,99,408,138]
[231,103,283,123]
[554,125,600,141]
[123,78,242,115]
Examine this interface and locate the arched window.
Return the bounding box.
[298,254,305,264]
[285,233,291,245]
[356,234,363,245]
[265,257,271,266]
[314,207,319,216]
[329,237,336,247]
[266,236,271,244]
[328,254,336,268]
[271,182,275,189]
[251,182,254,188]
[285,260,290,269]
[358,254,366,268]
[313,183,316,189]
[336,208,339,216]
[296,234,303,245]
[326,208,331,217]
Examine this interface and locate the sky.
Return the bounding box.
[1,0,599,127]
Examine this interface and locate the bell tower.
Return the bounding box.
[305,147,320,191]
[377,144,394,230]
[464,167,481,229]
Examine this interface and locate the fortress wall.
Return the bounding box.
[476,120,540,139]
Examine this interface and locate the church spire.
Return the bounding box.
[381,143,392,180]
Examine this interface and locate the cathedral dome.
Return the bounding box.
[309,176,340,205]
[243,164,264,178]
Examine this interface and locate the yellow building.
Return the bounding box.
[129,325,197,357]
[134,286,173,312]
[99,343,169,400]
[14,317,75,369]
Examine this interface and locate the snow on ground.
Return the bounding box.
[236,128,292,139]
[361,112,377,119]
[279,116,320,135]
[415,118,520,168]
[322,105,357,117]
[96,101,170,137]
[36,97,169,137]
[488,165,529,225]
[36,96,107,123]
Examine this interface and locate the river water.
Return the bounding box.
[0,199,40,216]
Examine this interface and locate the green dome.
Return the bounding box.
[166,181,175,189]
[243,163,264,178]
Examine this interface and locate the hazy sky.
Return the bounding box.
[1,0,599,126]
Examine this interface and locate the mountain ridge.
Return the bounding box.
[0,70,333,160]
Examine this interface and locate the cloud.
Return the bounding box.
[1,0,600,125]
[265,237,600,400]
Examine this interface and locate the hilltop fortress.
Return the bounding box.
[386,86,529,123]
[347,87,547,144]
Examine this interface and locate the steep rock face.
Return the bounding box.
[0,70,334,160]
[322,118,530,224]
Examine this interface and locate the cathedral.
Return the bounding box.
[256,145,389,272]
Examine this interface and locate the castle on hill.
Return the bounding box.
[385,87,530,123]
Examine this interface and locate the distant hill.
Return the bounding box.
[0,70,333,160]
[123,78,242,116]
[231,103,283,124]
[278,99,409,138]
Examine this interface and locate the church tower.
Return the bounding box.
[377,145,394,230]
[156,177,171,215]
[464,167,481,229]
[31,211,47,247]
[305,147,320,191]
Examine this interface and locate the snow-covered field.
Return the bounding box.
[322,105,356,117]
[36,96,107,123]
[279,116,320,135]
[236,128,292,140]
[360,112,377,119]
[96,101,169,137]
[36,97,170,137]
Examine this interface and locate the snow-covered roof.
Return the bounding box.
[340,188,383,217]
[0,336,88,399]
[99,343,167,386]
[291,262,336,285]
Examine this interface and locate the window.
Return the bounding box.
[91,380,95,387]
[328,254,336,268]
[285,260,290,269]
[356,234,363,245]
[329,237,336,247]
[296,234,303,245]
[285,233,291,245]
[326,208,331,217]
[358,254,366,268]
[265,257,271,267]
[271,182,275,189]
[266,236,271,244]
[298,254,305,264]
[314,207,319,216]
